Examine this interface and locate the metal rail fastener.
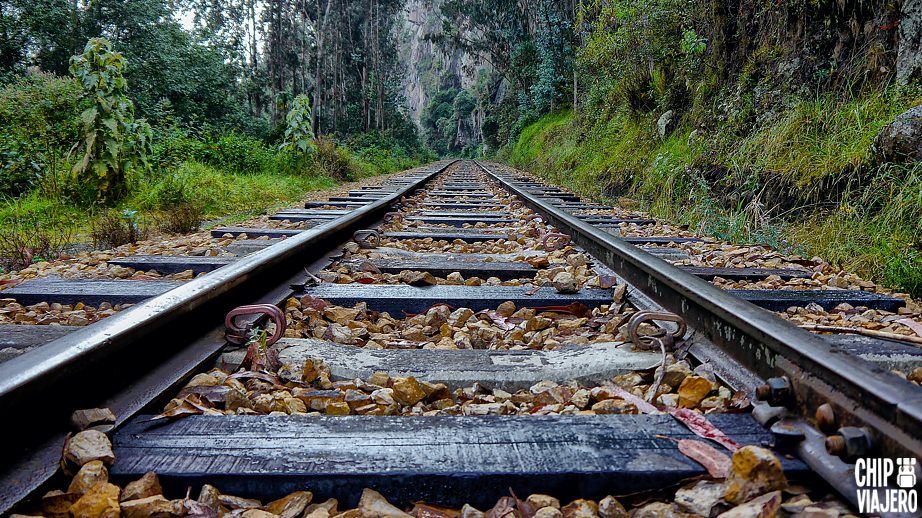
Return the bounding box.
[224,304,287,346]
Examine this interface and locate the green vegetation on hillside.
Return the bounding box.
[503,94,922,296]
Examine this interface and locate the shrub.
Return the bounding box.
[69,38,152,206]
[91,209,147,249]
[280,94,316,155]
[152,124,204,170]
[0,200,75,271]
[312,137,357,180]
[194,132,273,174]
[156,202,203,234]
[0,72,82,150]
[0,72,82,196]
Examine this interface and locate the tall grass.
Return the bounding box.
[129,161,337,217]
[729,89,917,186]
[503,89,922,297]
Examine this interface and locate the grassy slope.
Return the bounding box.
[0,153,413,265]
[500,94,922,297]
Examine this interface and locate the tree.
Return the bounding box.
[69,38,151,205]
[280,93,316,154]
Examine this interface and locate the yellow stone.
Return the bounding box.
[326,401,351,415]
[724,446,787,504]
[677,376,712,408]
[69,482,120,518]
[392,377,426,406]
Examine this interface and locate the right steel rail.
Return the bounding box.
[478,161,922,464]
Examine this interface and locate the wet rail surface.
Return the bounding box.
[0,159,920,514]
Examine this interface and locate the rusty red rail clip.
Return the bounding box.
[627,310,687,350]
[224,304,287,346]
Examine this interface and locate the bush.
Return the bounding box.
[69,38,152,206]
[152,124,204,170]
[0,199,75,271]
[156,202,203,234]
[312,137,357,180]
[91,209,147,249]
[194,132,274,174]
[0,72,82,196]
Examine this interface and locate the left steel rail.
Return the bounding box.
[0,161,452,513]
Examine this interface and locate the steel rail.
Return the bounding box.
[0,160,454,513]
[477,161,922,463]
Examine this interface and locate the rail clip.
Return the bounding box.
[626,310,687,351]
[224,304,287,346]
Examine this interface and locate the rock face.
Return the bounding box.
[898,0,922,83]
[872,105,922,162]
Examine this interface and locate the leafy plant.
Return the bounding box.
[680,29,707,57]
[280,94,316,155]
[69,38,152,206]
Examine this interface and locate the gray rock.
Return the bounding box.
[64,430,115,467]
[674,480,727,516]
[898,0,922,83]
[872,104,922,162]
[657,110,675,138]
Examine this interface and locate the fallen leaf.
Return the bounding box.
[509,489,535,518]
[355,277,376,284]
[411,503,461,518]
[485,497,517,518]
[611,387,740,451]
[177,385,231,404]
[608,386,659,414]
[677,439,731,478]
[477,309,517,331]
[532,303,592,318]
[896,318,922,338]
[242,340,282,372]
[151,394,212,421]
[670,408,741,452]
[227,370,283,386]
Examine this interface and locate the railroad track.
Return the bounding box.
[0,159,920,516]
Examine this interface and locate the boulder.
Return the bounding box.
[872,105,922,162]
[657,110,676,138]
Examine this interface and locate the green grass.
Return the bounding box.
[502,89,922,297]
[129,161,337,218]
[729,88,918,186]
